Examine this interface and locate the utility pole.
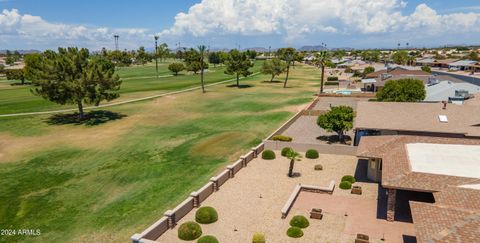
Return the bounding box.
[154,35,159,78]
[114,34,119,51]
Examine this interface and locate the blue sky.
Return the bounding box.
[1,0,480,50]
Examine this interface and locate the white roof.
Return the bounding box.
[407,143,480,178]
[449,60,477,66]
[361,78,377,84]
[425,81,480,102]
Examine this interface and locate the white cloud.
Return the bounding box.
[0,9,149,50]
[159,0,480,41]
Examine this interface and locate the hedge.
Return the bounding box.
[195,207,218,224]
[327,76,339,81]
[178,221,202,241]
[324,81,339,86]
[197,235,219,243]
[252,232,266,243]
[341,175,356,184]
[271,135,293,142]
[281,147,293,157]
[339,181,352,190]
[286,227,304,238]
[261,150,276,160]
[289,215,309,228]
[305,149,319,159]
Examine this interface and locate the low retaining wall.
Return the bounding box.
[264,140,357,155]
[318,93,375,98]
[281,181,335,219]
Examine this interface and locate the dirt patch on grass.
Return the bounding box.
[190,131,256,158]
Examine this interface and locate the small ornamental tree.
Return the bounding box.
[224,49,254,87]
[261,58,287,82]
[168,63,185,75]
[376,78,426,102]
[421,65,432,73]
[25,47,121,119]
[317,106,354,143]
[285,149,301,177]
[363,66,375,77]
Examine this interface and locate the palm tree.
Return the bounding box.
[198,45,207,93]
[314,51,330,95]
[286,150,302,177]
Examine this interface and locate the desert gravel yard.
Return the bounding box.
[156,152,403,243]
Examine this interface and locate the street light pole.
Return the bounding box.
[154,36,159,78]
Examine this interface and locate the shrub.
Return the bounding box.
[261,150,276,160]
[324,81,339,86]
[272,135,293,142]
[252,232,266,243]
[314,164,323,170]
[327,76,339,81]
[178,221,202,241]
[305,149,319,159]
[286,227,304,238]
[339,181,352,190]
[341,175,356,184]
[281,147,293,157]
[197,235,219,243]
[195,207,218,224]
[289,215,310,228]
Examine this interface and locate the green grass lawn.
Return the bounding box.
[0,61,262,115]
[0,63,321,242]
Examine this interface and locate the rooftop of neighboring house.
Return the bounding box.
[449,60,478,66]
[364,68,433,86]
[425,80,480,102]
[355,101,480,137]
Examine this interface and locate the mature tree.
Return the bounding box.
[361,50,381,63]
[135,46,151,65]
[184,48,209,75]
[363,66,375,77]
[376,78,426,102]
[26,47,121,119]
[292,52,305,67]
[421,65,432,73]
[261,58,287,82]
[392,50,410,65]
[467,51,480,61]
[157,43,170,61]
[0,64,4,74]
[5,69,26,84]
[208,52,222,67]
[198,45,208,93]
[245,50,258,60]
[285,149,301,178]
[277,47,296,88]
[168,63,185,75]
[314,50,331,94]
[107,50,133,67]
[317,106,354,144]
[224,49,254,87]
[5,56,15,65]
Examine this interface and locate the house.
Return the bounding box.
[448,60,477,71]
[357,135,480,242]
[414,58,459,69]
[353,101,480,145]
[361,68,433,92]
[425,80,480,104]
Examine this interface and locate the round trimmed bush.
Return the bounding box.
[341,175,356,184]
[197,235,219,243]
[305,149,319,159]
[261,150,276,160]
[252,232,266,243]
[289,215,309,228]
[339,181,352,190]
[286,226,304,238]
[195,206,218,224]
[178,221,202,241]
[314,164,323,170]
[281,147,293,157]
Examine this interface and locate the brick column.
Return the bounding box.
[240,156,247,167]
[190,192,200,208]
[226,165,235,178]
[386,189,396,222]
[164,210,176,228]
[210,177,219,191]
[251,148,257,158]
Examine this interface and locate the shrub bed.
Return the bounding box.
[272,135,293,142]
[305,149,319,159]
[261,150,276,160]
[324,81,339,86]
[197,235,219,243]
[286,227,304,238]
[178,221,202,241]
[195,206,218,224]
[341,175,356,184]
[289,215,309,228]
[327,76,339,81]
[314,164,323,170]
[252,232,266,243]
[339,181,352,190]
[281,147,293,157]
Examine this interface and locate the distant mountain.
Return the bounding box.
[243,47,268,52]
[0,49,40,54]
[298,45,328,52]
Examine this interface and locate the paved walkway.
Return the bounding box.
[282,116,354,145]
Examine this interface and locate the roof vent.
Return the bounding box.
[438,115,448,123]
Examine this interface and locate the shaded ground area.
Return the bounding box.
[312,97,370,111]
[157,153,380,242]
[45,110,127,126]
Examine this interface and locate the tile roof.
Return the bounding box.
[355,102,480,137]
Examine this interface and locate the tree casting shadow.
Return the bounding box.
[46,110,127,126]
[261,80,283,83]
[316,135,352,145]
[226,84,254,89]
